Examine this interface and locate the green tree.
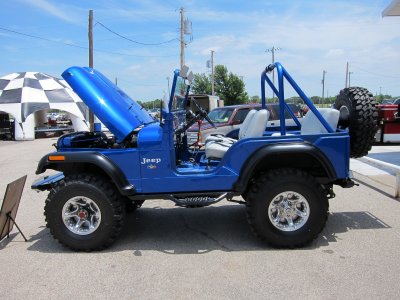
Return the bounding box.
[191,65,248,105]
[214,65,248,105]
[138,99,161,110]
[191,73,212,95]
[286,96,302,104]
[250,95,261,103]
[376,94,393,102]
[310,96,322,105]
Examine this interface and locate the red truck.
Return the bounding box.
[375,99,400,143]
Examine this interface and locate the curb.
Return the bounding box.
[353,157,400,198]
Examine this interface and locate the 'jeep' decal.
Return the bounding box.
[141,158,162,165]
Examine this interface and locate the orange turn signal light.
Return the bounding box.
[48,155,65,161]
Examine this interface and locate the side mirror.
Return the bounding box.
[230,119,241,125]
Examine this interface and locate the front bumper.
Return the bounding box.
[31,172,65,191]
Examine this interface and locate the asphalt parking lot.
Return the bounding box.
[0,138,400,299]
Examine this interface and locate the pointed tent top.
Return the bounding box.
[382,0,400,17]
[0,71,86,124]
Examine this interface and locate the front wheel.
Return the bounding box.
[44,174,124,251]
[246,168,329,248]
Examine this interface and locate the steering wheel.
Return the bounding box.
[190,97,217,129]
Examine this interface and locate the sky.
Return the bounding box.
[1,0,399,102]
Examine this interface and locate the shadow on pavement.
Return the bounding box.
[26,205,391,254]
[315,211,391,247]
[0,232,19,250]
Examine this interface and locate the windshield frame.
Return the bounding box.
[169,69,190,112]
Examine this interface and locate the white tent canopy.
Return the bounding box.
[0,72,88,139]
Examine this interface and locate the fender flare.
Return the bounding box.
[233,143,337,193]
[36,151,135,196]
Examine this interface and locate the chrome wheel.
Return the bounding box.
[268,191,310,232]
[62,196,102,235]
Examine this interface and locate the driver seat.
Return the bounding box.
[205,109,258,145]
[205,109,270,159]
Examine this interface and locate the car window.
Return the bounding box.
[208,108,235,123]
[232,109,250,123]
[381,99,393,104]
[265,103,301,121]
[265,104,279,121]
[287,104,302,117]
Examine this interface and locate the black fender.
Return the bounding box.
[36,151,135,196]
[233,142,337,193]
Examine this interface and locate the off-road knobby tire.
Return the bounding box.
[334,87,378,158]
[246,168,329,248]
[125,200,145,213]
[44,174,124,251]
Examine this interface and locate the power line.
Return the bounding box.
[0,26,177,58]
[351,64,400,79]
[95,21,178,46]
[0,26,87,50]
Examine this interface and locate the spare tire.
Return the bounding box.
[334,87,378,158]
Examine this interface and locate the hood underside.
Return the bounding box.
[62,66,153,142]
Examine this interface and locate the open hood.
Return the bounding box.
[62,66,154,142]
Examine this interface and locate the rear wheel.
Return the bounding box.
[44,174,124,251]
[334,87,378,158]
[246,168,328,248]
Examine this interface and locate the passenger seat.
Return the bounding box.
[300,108,340,134]
[205,109,257,145]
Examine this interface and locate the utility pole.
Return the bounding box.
[88,9,94,132]
[166,77,170,97]
[348,72,353,87]
[265,46,281,100]
[211,50,215,96]
[180,7,185,72]
[345,62,349,88]
[321,70,327,106]
[115,77,118,86]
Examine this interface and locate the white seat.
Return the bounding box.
[205,109,257,144]
[301,108,340,135]
[205,109,270,159]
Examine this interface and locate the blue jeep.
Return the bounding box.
[32,63,377,251]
